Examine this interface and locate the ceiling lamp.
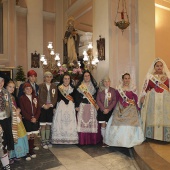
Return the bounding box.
[115,0,130,33]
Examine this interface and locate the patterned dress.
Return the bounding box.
[141,76,170,141]
[104,90,144,148]
[51,85,78,144]
[10,96,29,158]
[75,82,101,145]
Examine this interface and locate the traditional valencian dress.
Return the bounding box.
[140,58,170,141]
[104,84,144,148]
[10,95,29,159]
[75,82,101,145]
[51,84,78,144]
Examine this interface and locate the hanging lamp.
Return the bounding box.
[115,0,130,33]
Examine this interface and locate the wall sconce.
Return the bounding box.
[83,42,99,72]
[40,42,61,73]
[115,0,130,33]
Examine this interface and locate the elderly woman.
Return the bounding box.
[39,72,57,149]
[104,73,144,148]
[140,58,170,142]
[96,77,116,146]
[75,70,101,145]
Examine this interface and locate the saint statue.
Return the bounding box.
[63,17,80,64]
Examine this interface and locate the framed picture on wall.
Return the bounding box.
[97,36,105,61]
[31,52,40,68]
[0,67,13,79]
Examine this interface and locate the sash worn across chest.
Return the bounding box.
[149,74,169,92]
[58,85,73,102]
[11,98,18,143]
[118,87,135,105]
[79,83,99,110]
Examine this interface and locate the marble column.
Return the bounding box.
[25,0,43,84]
[55,0,64,63]
[137,0,155,92]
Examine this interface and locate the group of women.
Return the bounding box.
[52,57,170,148]
[0,57,170,170]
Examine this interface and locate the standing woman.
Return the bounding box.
[96,77,116,146]
[104,73,144,148]
[139,58,170,141]
[39,72,57,149]
[51,74,78,144]
[6,81,29,162]
[75,70,101,145]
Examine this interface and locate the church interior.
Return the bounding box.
[1,0,170,170]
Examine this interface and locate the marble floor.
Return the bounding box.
[9,138,140,170]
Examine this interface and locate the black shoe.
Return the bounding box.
[2,164,10,170]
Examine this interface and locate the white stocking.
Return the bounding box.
[1,153,9,167]
[101,127,106,139]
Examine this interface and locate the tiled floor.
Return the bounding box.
[9,139,140,170]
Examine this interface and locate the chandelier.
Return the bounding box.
[83,42,99,72]
[40,42,61,73]
[115,0,130,33]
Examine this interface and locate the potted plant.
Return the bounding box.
[15,65,26,87]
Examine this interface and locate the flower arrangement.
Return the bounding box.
[52,64,83,83]
[72,68,82,80]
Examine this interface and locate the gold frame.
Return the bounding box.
[0,67,13,79]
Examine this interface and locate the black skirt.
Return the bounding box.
[23,119,39,134]
[0,117,14,152]
[39,107,54,124]
[97,109,113,123]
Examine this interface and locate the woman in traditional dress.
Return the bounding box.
[6,81,29,162]
[104,73,144,148]
[75,70,101,145]
[96,77,116,146]
[139,58,170,142]
[51,74,78,144]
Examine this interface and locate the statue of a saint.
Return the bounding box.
[63,17,80,64]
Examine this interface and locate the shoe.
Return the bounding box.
[30,151,36,159]
[9,159,14,165]
[3,164,10,170]
[33,146,39,150]
[46,141,52,148]
[41,142,48,149]
[25,154,31,161]
[14,157,21,161]
[102,143,109,147]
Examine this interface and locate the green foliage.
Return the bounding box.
[15,65,26,81]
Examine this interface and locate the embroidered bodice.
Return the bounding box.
[146,78,169,93]
[117,90,138,108]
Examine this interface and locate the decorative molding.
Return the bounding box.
[66,0,91,16]
[155,3,170,11]
[43,11,55,20]
[15,6,27,15]
[0,0,8,62]
[75,6,92,20]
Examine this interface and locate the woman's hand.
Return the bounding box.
[31,118,36,123]
[75,107,80,112]
[140,96,145,104]
[103,109,109,114]
[43,104,50,110]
